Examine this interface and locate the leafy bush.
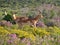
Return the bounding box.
[36,21,46,27]
[10,29,36,41]
[0,26,10,35]
[0,20,12,27]
[0,34,27,45]
[2,14,13,22]
[0,26,36,41]
[0,26,60,45]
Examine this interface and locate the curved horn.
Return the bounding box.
[38,10,41,14]
[38,10,43,18]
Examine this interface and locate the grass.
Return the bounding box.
[0,25,60,45]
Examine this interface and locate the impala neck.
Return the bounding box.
[34,14,43,20]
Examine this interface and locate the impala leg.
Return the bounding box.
[34,23,36,27]
[34,21,37,27]
[29,22,34,27]
[30,21,37,27]
[31,23,36,27]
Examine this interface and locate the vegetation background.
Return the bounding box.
[0,0,60,27]
[0,0,60,45]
